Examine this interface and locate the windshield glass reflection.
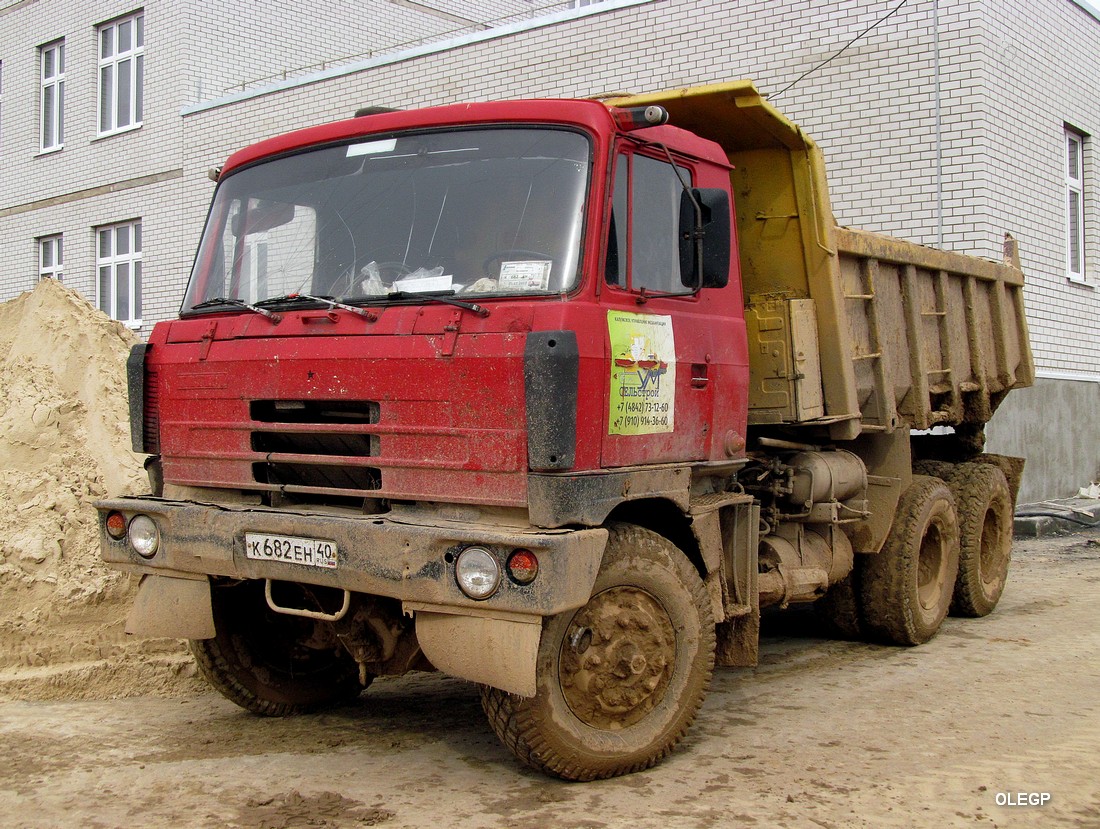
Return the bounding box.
[182,128,591,312]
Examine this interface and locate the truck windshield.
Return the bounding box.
[182,128,591,312]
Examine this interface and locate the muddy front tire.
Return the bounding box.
[190,580,364,717]
[861,475,960,645]
[947,463,1013,617]
[481,523,715,781]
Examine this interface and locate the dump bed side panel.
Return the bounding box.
[605,82,1034,437]
[835,227,1034,432]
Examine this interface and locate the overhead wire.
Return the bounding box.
[767,0,910,101]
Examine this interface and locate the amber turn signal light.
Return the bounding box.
[507,549,539,585]
[105,511,128,540]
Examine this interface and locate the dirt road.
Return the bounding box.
[1,530,1098,829]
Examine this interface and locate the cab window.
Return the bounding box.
[605,151,692,295]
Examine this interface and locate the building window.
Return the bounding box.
[40,40,65,152]
[39,235,63,280]
[98,12,144,136]
[97,220,142,325]
[1067,129,1087,281]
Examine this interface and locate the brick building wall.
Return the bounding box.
[0,0,563,332]
[178,0,1100,366]
[0,0,1097,498]
[0,0,186,330]
[184,0,548,105]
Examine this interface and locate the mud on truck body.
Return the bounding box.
[98,81,1033,780]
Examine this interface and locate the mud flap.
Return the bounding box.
[415,610,541,697]
[126,574,215,640]
[715,500,760,667]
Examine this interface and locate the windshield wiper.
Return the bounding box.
[192,290,487,320]
[190,296,282,322]
[385,290,490,318]
[255,293,377,320]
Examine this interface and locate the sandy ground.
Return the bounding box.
[4,268,1096,829]
[0,530,1097,829]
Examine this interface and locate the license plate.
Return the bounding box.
[244,533,338,569]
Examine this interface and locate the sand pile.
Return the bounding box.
[0,279,200,700]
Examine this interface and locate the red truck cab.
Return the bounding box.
[149,100,748,507]
[101,97,752,781]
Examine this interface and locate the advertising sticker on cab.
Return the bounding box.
[607,310,675,435]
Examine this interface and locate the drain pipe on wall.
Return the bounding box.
[934,0,944,249]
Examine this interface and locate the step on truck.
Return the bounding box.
[98,80,1034,780]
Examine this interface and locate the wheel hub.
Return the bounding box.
[558,586,676,730]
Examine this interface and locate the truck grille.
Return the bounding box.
[250,400,380,424]
[143,367,161,454]
[249,399,382,493]
[251,432,379,457]
[252,461,381,491]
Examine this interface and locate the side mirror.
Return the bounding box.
[678,188,731,289]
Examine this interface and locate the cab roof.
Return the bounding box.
[219,95,734,176]
[221,99,616,175]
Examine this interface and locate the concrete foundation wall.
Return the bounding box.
[985,376,1100,504]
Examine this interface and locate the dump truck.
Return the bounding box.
[97,80,1034,781]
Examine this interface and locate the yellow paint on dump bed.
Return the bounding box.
[605,81,1034,438]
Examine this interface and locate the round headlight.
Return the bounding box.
[128,514,160,559]
[455,546,500,600]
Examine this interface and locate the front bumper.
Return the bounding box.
[96,496,607,619]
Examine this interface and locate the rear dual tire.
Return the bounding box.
[913,460,1014,617]
[815,567,864,640]
[861,475,960,645]
[946,463,1013,617]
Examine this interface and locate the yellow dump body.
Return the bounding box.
[607,82,1034,441]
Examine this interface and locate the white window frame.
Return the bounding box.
[1067,129,1087,282]
[39,235,63,280]
[40,40,65,152]
[97,11,144,137]
[96,220,143,327]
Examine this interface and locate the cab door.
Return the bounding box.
[599,149,725,468]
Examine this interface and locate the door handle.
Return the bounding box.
[691,363,708,388]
